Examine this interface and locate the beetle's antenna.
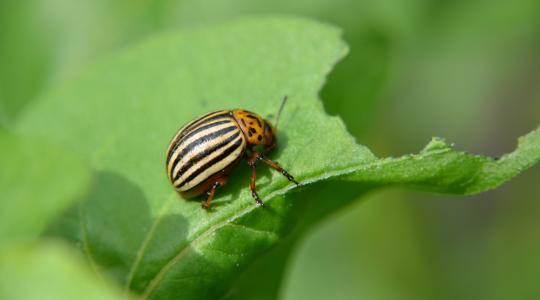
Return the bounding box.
[274,95,288,130]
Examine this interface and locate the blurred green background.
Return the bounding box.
[1,1,539,299]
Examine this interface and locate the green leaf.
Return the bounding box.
[16,17,540,300]
[343,133,540,194]
[0,130,90,246]
[0,241,126,300]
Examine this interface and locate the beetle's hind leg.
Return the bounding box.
[202,177,227,209]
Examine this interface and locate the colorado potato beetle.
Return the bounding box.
[165,97,298,209]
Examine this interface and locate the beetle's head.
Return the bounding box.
[262,119,277,150]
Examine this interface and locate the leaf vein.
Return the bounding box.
[227,223,278,238]
[124,194,176,292]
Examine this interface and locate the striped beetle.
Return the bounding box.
[166,97,298,209]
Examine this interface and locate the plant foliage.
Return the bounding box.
[2,17,539,300]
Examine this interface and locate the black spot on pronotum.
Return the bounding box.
[249,127,256,134]
[240,118,247,127]
[257,135,262,141]
[245,114,262,126]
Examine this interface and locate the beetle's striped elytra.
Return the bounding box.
[165,97,298,209]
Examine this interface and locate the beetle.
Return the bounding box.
[165,97,298,209]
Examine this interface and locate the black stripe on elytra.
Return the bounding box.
[180,111,229,143]
[166,111,230,163]
[169,125,238,175]
[167,113,232,164]
[167,111,220,163]
[173,130,241,181]
[183,110,227,132]
[180,119,231,143]
[176,136,244,188]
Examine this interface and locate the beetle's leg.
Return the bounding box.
[202,176,227,209]
[256,153,299,185]
[202,182,219,209]
[247,153,264,206]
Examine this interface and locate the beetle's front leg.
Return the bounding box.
[256,153,299,185]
